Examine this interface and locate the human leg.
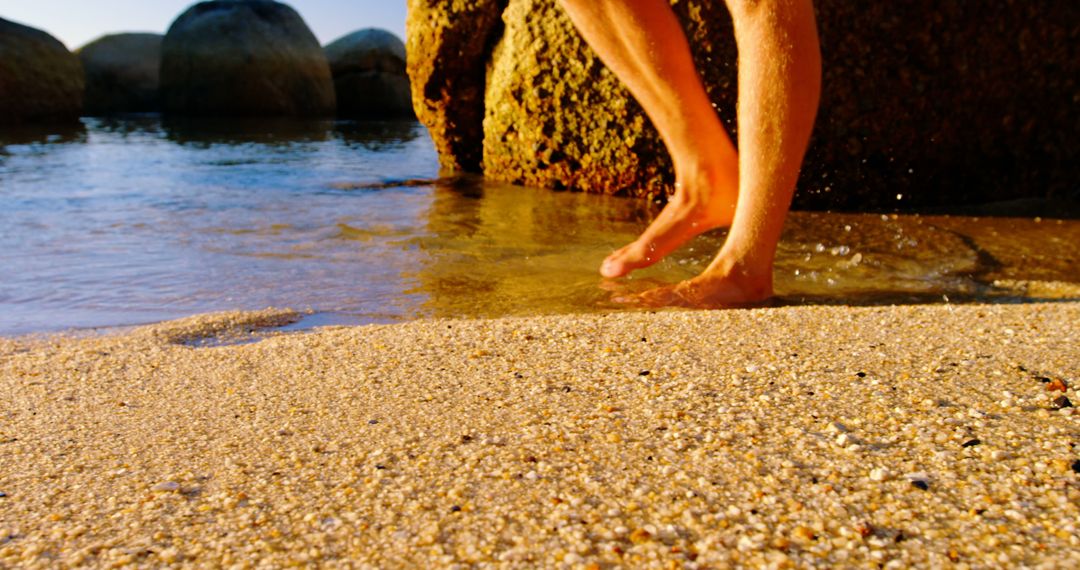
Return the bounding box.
[557,0,740,279]
[637,0,822,307]
[558,0,822,302]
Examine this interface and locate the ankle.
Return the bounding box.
[701,253,774,295]
[669,164,739,223]
[674,157,737,193]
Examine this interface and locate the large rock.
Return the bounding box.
[0,18,84,125]
[325,29,413,118]
[77,33,163,114]
[481,0,726,197]
[160,0,335,117]
[406,0,507,172]
[408,0,1080,210]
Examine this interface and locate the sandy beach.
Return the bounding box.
[1,303,1078,568]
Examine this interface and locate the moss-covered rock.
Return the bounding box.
[0,18,84,125]
[160,0,335,117]
[78,33,163,115]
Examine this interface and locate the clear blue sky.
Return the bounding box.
[0,0,407,49]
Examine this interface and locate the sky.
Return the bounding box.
[0,0,407,50]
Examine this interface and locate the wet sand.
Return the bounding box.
[1,303,1078,568]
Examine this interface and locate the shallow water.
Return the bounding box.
[1,117,1078,336]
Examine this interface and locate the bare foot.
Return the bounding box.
[611,256,773,308]
[600,167,738,278]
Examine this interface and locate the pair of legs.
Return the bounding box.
[559,0,822,306]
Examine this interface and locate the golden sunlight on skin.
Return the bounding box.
[558,0,822,308]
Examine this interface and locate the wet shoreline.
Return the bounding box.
[3,117,1078,337]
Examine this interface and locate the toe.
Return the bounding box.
[600,257,626,279]
[600,196,731,279]
[600,242,654,278]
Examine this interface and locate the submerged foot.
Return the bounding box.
[601,169,737,278]
[612,256,773,309]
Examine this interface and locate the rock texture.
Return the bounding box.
[0,18,84,125]
[406,0,507,171]
[160,0,335,117]
[804,2,1080,210]
[481,0,736,198]
[77,33,163,114]
[325,29,414,118]
[408,0,1080,210]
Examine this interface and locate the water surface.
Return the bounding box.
[1,117,1077,336]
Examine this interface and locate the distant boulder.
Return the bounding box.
[0,18,84,125]
[325,29,413,118]
[160,0,335,117]
[78,33,163,114]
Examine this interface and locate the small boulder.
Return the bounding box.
[0,18,84,125]
[325,29,413,118]
[160,0,335,117]
[78,33,163,114]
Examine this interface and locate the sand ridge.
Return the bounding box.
[1,303,1078,568]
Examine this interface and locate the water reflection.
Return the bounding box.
[0,122,87,147]
[157,116,422,150]
[86,114,165,137]
[0,116,1077,336]
[405,178,1080,318]
[162,116,336,146]
[334,120,418,151]
[409,177,651,318]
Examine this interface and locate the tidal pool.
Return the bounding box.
[1,117,1077,336]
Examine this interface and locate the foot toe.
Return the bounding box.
[600,241,661,278]
[600,257,625,279]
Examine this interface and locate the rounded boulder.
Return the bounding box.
[0,18,84,125]
[78,33,163,114]
[160,0,335,117]
[325,29,413,118]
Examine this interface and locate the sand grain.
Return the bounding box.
[1,304,1078,568]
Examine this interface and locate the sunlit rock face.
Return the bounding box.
[480,0,737,199]
[160,0,335,117]
[407,0,1079,210]
[78,33,163,115]
[325,29,414,119]
[483,0,663,198]
[406,0,507,172]
[0,18,84,125]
